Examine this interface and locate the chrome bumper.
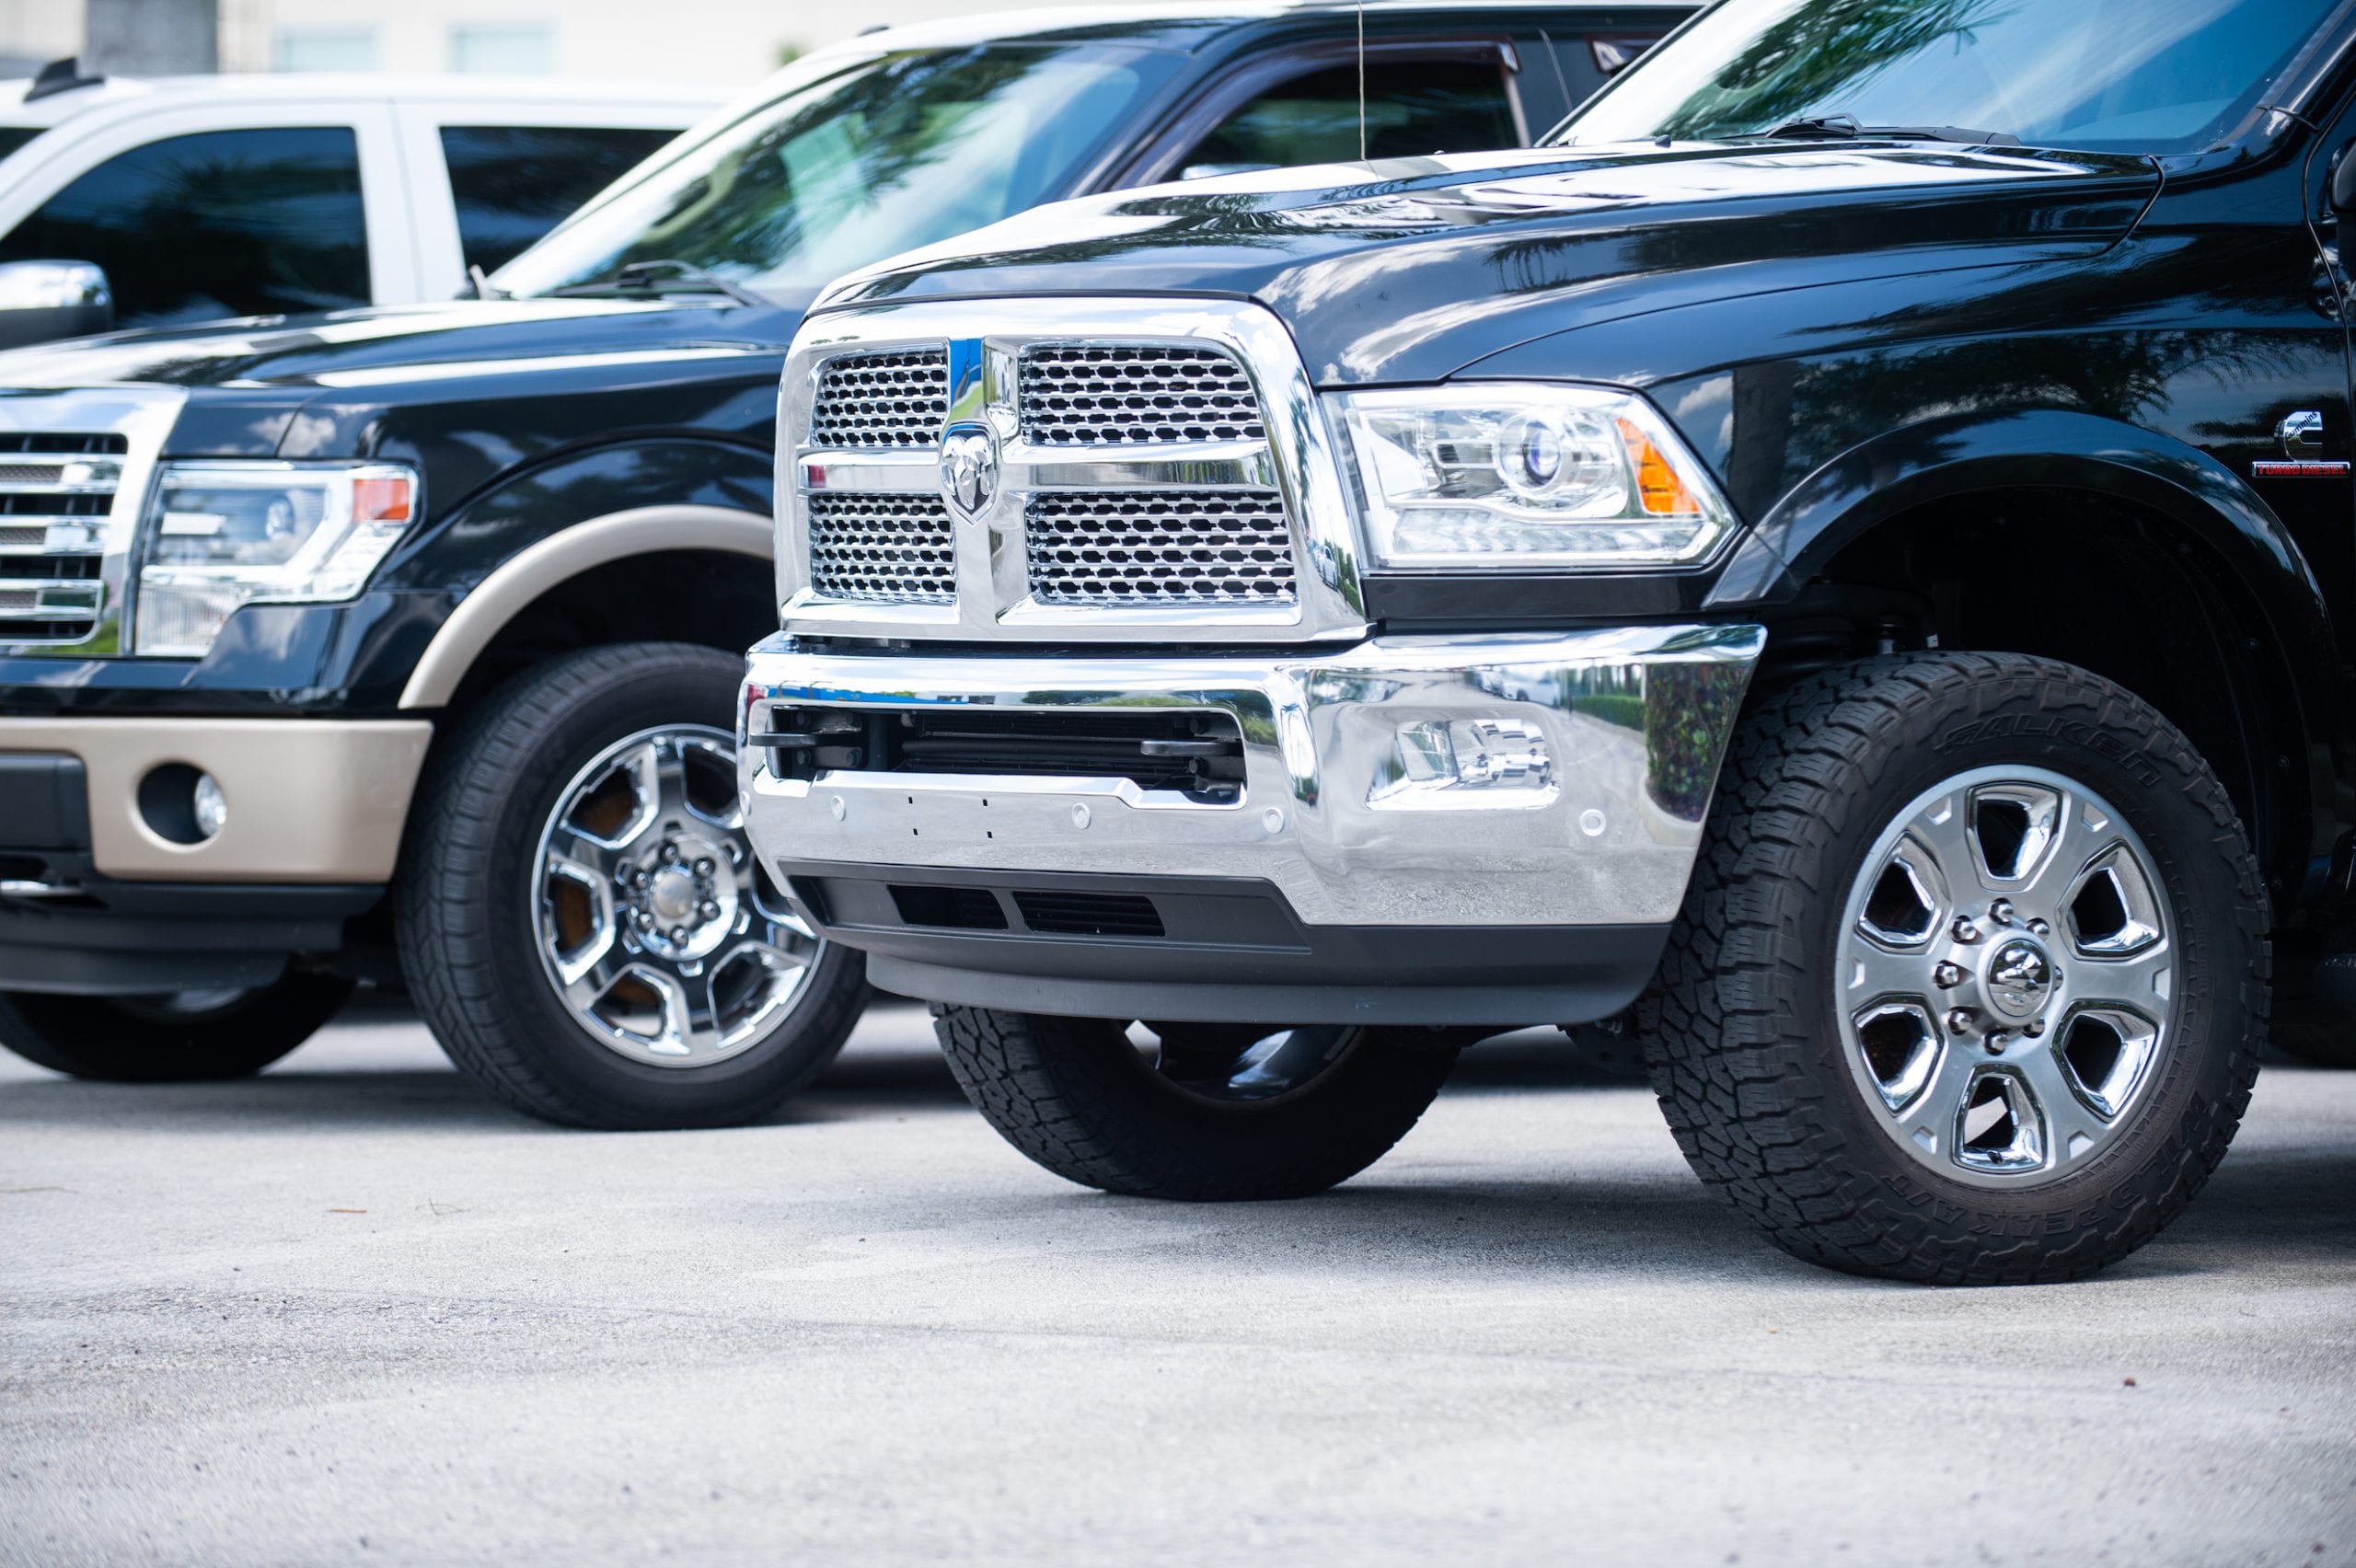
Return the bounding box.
[738,624,1763,930]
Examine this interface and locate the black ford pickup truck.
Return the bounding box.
[0,2,1688,1125]
[741,0,2356,1283]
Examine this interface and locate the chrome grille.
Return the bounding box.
[0,433,123,644]
[810,348,949,448]
[808,493,957,603]
[1020,345,1265,445]
[1027,490,1295,605]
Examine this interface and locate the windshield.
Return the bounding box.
[1553,0,2343,154]
[493,43,1176,301]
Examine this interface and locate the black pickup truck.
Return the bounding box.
[740,0,2356,1283]
[0,3,1686,1126]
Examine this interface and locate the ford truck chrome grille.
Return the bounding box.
[778,299,1368,643]
[0,389,187,659]
[807,492,957,603]
[0,430,133,646]
[1018,344,1265,444]
[1026,490,1293,605]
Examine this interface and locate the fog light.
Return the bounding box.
[136,763,227,845]
[1370,719,1554,810]
[192,773,227,838]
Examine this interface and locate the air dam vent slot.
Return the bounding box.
[1011,891,1165,938]
[888,883,1009,931]
[759,705,1246,803]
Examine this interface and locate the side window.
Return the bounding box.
[1179,60,1519,179]
[439,124,680,274]
[0,127,366,329]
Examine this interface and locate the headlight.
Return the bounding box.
[134,462,419,656]
[1326,384,1733,569]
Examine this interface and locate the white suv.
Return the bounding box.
[0,62,725,340]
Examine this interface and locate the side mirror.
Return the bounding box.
[0,259,112,350]
[2333,145,2356,215]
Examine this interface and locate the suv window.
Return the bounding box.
[1180,59,1517,177]
[0,126,367,328]
[440,124,681,274]
[0,127,43,163]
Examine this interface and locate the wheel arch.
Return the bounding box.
[1709,411,2352,910]
[398,503,772,711]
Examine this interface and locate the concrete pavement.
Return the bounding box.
[3,997,2351,1565]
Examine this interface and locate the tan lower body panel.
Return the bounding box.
[0,717,433,882]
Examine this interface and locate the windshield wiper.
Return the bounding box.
[1761,115,2021,146]
[546,259,769,308]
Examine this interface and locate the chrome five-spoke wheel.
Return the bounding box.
[1840,766,2171,1185]
[536,723,821,1067]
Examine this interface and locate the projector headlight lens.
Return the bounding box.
[1327,384,1732,569]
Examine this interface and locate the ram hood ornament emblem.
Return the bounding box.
[939,422,998,523]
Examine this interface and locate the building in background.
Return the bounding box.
[4,0,1140,85]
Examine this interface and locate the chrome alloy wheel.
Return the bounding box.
[1837,765,2173,1188]
[533,724,821,1068]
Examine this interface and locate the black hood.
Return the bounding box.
[0,294,811,456]
[818,141,2160,385]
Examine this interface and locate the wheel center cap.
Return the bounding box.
[648,865,699,923]
[1984,937,2053,1019]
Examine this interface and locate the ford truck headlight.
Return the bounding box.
[133,462,419,656]
[1326,385,1732,568]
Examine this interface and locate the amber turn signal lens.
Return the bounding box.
[1616,418,1701,516]
[352,475,412,523]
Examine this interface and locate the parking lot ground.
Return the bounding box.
[3,995,2352,1567]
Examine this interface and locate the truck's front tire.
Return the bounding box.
[0,972,354,1081]
[933,1007,1458,1200]
[1643,652,2265,1286]
[398,642,868,1129]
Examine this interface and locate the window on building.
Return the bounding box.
[274,27,377,72]
[0,127,368,328]
[1178,59,1518,178]
[450,23,554,75]
[440,124,679,273]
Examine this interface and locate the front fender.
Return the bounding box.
[1707,407,2349,895]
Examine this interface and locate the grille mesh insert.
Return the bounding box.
[1021,344,1265,444]
[807,493,956,604]
[1027,490,1294,605]
[810,347,949,448]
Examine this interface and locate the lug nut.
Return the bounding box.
[1982,1032,2009,1055]
[1990,898,2015,927]
[633,910,653,929]
[1933,962,1964,988]
[2024,1019,2047,1038]
[660,843,679,863]
[1952,917,1982,943]
[1946,1008,1977,1035]
[699,901,721,920]
[693,858,715,877]
[669,927,690,945]
[2027,918,2051,938]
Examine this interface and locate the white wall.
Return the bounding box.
[4,0,1141,86]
